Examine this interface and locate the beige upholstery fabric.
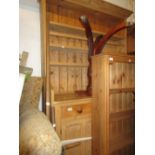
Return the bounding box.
[19,77,62,155]
[19,104,62,155]
[20,77,43,108]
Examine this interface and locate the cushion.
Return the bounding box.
[19,103,62,155]
[19,77,42,108]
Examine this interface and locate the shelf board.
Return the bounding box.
[49,43,88,52]
[110,88,135,94]
[108,55,135,64]
[47,0,132,21]
[110,110,135,121]
[49,31,87,40]
[49,21,124,41]
[49,21,84,32]
[110,136,134,153]
[50,62,89,67]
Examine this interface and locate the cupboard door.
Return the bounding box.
[83,118,92,155]
[61,120,83,155]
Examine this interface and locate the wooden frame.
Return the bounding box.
[92,54,135,155]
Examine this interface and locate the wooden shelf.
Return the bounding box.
[49,43,88,52]
[50,62,88,67]
[49,21,84,32]
[110,138,135,152]
[110,137,134,153]
[110,110,135,121]
[47,0,132,21]
[49,21,124,41]
[49,31,87,40]
[110,88,135,94]
[107,55,135,64]
[53,93,92,105]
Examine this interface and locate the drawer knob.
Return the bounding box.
[76,108,83,114]
[67,107,73,112]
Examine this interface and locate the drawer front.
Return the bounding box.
[61,103,91,118]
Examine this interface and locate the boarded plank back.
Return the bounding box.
[59,67,68,93]
[50,66,59,93]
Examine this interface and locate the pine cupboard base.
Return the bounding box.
[92,54,135,155]
[52,95,92,155]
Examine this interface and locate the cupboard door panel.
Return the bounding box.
[62,120,83,155]
[83,119,92,155]
[62,121,83,139]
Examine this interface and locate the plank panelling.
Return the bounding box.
[75,67,82,91]
[81,67,88,90]
[131,63,135,88]
[76,52,83,64]
[73,11,81,27]
[67,9,75,25]
[50,35,59,45]
[109,117,134,143]
[110,62,135,89]
[67,38,75,48]
[122,93,126,111]
[128,63,132,87]
[109,63,117,89]
[126,63,130,88]
[67,67,76,92]
[50,66,59,93]
[59,67,68,93]
[118,93,122,112]
[109,63,113,89]
[59,50,68,64]
[122,63,127,88]
[49,49,59,63]
[58,6,67,23]
[82,53,88,65]
[49,5,59,22]
[75,39,82,48]
[110,92,134,113]
[110,144,134,155]
[81,40,87,49]
[60,37,68,48]
[67,51,75,64]
[118,63,123,88]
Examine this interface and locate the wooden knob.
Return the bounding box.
[76,107,83,113]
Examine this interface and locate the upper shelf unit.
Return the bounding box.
[47,0,132,21]
[49,21,125,42]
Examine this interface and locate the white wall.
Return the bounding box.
[19,0,41,76]
[104,0,129,9]
[19,0,42,110]
[103,0,135,23]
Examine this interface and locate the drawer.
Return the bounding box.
[61,103,91,118]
